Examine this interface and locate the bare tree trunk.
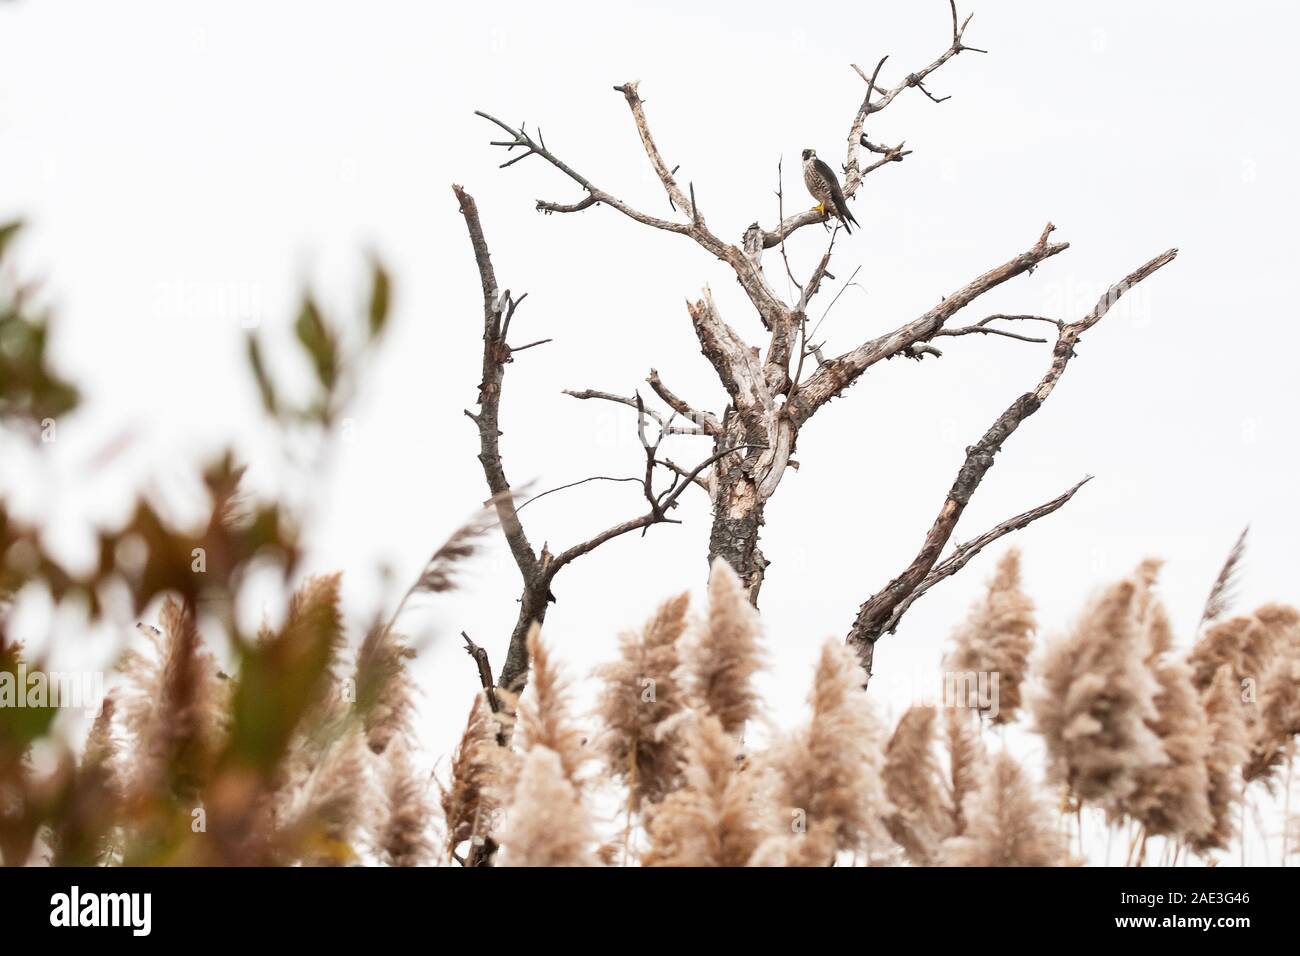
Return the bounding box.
[708,463,768,604]
[707,406,774,602]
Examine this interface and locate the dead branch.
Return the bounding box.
[454,187,542,587]
[647,368,722,435]
[869,475,1092,663]
[788,223,1069,426]
[845,247,1178,673]
[656,456,713,494]
[478,98,791,330]
[545,440,765,573]
[517,475,645,512]
[563,387,710,435]
[478,112,693,236]
[761,1,984,249]
[460,631,501,715]
[936,324,1048,344]
[455,183,754,690]
[615,81,694,217]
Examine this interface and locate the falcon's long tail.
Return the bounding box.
[840,205,860,234]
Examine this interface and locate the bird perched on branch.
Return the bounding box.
[802,148,858,234]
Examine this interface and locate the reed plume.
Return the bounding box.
[267,576,355,811]
[1243,635,1300,786]
[1198,526,1248,631]
[767,639,891,861]
[409,504,500,596]
[1121,601,1213,841]
[1033,579,1165,804]
[747,819,840,867]
[49,696,123,865]
[496,746,596,867]
[439,691,509,863]
[642,712,776,867]
[516,623,586,792]
[265,574,352,775]
[1190,665,1248,855]
[939,752,1065,866]
[944,705,984,836]
[119,598,226,802]
[945,549,1035,724]
[593,592,690,807]
[1188,616,1253,692]
[353,622,417,755]
[280,723,372,865]
[375,737,434,867]
[1188,605,1293,693]
[683,559,764,737]
[882,706,950,864]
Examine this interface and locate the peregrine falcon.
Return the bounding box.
[802,148,858,234]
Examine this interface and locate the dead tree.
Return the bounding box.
[461,2,1177,682]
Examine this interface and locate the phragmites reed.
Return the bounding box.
[1243,635,1300,787]
[496,746,596,867]
[439,691,509,863]
[50,696,123,865]
[944,705,984,836]
[1187,605,1292,694]
[938,752,1065,867]
[1033,579,1165,804]
[281,723,372,865]
[683,559,764,736]
[747,818,840,867]
[410,504,500,596]
[119,598,226,801]
[34,524,1300,868]
[270,575,354,811]
[882,706,950,865]
[1187,616,1253,692]
[81,697,122,803]
[593,592,690,807]
[375,738,435,867]
[1198,526,1248,630]
[515,623,587,791]
[945,549,1036,724]
[1189,604,1298,788]
[354,622,417,755]
[1253,603,1300,645]
[767,639,891,862]
[641,712,776,867]
[1190,665,1249,855]
[1120,598,1213,841]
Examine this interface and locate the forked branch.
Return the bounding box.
[845,246,1179,673]
[789,223,1069,426]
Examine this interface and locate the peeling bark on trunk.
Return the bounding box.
[708,466,768,603]
[705,399,787,604]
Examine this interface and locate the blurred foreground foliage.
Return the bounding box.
[0,221,436,865]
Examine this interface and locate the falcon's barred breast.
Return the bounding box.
[801,148,859,234]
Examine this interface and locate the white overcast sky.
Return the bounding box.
[2,0,1298,812]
